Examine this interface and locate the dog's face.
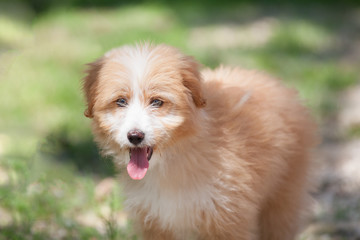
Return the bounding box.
[83,44,205,180]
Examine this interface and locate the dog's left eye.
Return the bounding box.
[150,99,163,108]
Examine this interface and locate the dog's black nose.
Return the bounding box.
[127,129,145,145]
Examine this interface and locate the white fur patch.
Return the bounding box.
[107,44,153,83]
[234,91,252,111]
[123,149,223,239]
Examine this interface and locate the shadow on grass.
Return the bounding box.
[40,126,116,178]
[9,0,360,15]
[0,225,52,240]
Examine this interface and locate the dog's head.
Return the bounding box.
[83,43,206,180]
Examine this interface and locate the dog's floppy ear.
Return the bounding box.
[181,56,206,108]
[82,58,103,118]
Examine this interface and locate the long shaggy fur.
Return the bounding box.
[82,43,317,240]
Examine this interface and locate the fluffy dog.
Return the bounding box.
[82,43,317,240]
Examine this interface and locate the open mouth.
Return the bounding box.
[127,146,153,180]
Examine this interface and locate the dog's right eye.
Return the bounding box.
[116,98,128,107]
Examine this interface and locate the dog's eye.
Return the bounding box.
[116,98,128,107]
[150,99,163,108]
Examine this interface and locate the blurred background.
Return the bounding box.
[0,0,360,239]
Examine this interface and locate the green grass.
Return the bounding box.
[347,125,360,139]
[0,2,359,239]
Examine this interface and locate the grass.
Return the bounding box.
[0,2,359,239]
[347,125,360,139]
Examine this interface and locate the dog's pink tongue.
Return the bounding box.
[127,148,149,180]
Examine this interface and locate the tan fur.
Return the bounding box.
[82,43,317,240]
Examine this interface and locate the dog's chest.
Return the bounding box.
[124,175,219,234]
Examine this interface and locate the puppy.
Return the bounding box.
[82,43,317,240]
